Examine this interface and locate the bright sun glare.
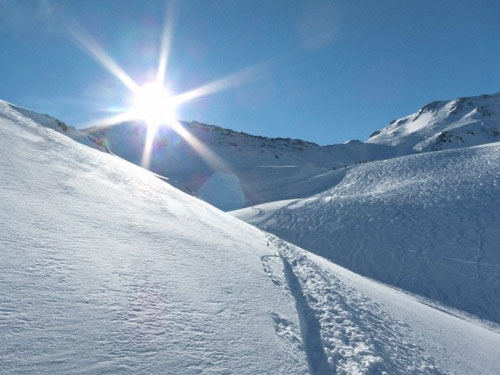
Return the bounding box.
[69,1,262,170]
[131,82,177,127]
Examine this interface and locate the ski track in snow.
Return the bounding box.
[264,237,443,375]
[0,102,311,375]
[235,143,500,324]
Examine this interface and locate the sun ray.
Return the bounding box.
[69,23,139,93]
[155,0,177,86]
[140,118,229,172]
[65,9,242,177]
[77,111,136,130]
[172,62,271,104]
[168,120,228,171]
[141,123,159,169]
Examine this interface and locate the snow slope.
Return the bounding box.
[84,121,397,210]
[0,100,104,151]
[232,143,500,324]
[2,100,500,374]
[0,100,309,374]
[367,92,500,153]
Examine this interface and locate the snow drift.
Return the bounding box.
[233,143,500,324]
[0,100,308,374]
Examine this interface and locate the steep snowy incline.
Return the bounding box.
[0,100,104,151]
[0,104,309,374]
[2,102,500,374]
[232,143,500,324]
[367,92,500,153]
[84,121,397,210]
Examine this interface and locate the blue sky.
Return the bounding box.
[1,0,500,144]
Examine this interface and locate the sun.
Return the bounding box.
[131,82,177,127]
[69,6,261,170]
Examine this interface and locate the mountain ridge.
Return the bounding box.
[82,118,397,210]
[3,90,500,211]
[368,92,500,153]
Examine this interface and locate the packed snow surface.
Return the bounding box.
[2,100,500,374]
[233,143,500,324]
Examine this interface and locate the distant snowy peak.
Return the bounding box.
[367,92,500,153]
[87,119,321,152]
[186,120,320,150]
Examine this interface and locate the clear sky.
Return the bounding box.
[1,0,500,145]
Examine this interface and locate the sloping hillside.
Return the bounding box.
[82,92,500,211]
[3,101,500,374]
[233,143,500,324]
[83,121,397,210]
[0,100,104,151]
[0,98,309,374]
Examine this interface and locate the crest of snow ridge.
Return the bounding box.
[367,92,500,153]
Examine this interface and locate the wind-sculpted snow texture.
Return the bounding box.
[368,92,500,153]
[234,144,500,324]
[3,101,500,374]
[0,103,309,374]
[262,237,500,375]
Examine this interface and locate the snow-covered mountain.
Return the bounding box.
[232,142,500,324]
[368,92,500,153]
[83,121,398,210]
[4,101,500,374]
[82,92,500,211]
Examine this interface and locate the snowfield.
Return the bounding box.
[2,100,500,374]
[233,142,500,325]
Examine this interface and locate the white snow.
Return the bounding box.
[77,92,500,212]
[367,92,500,153]
[0,101,309,374]
[233,142,500,324]
[0,100,105,151]
[3,100,500,374]
[276,239,500,375]
[83,121,397,210]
